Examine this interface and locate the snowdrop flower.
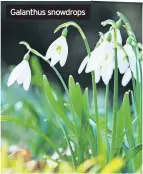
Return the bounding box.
[7,58,31,91]
[78,29,124,85]
[122,44,142,86]
[45,35,68,67]
[78,41,114,85]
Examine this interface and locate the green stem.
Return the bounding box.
[105,83,109,162]
[91,72,101,155]
[105,84,109,135]
[109,28,118,161]
[55,115,76,169]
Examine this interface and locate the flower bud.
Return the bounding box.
[62,27,68,37]
[116,19,122,29]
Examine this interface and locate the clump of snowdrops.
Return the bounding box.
[1,12,142,173]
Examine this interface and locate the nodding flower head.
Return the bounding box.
[45,35,68,67]
[78,41,115,85]
[7,59,31,91]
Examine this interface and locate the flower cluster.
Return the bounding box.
[78,29,142,86]
[7,19,142,91]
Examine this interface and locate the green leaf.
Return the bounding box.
[43,75,76,168]
[1,115,63,159]
[78,112,89,164]
[115,95,125,154]
[82,88,89,117]
[123,92,135,148]
[123,91,138,172]
[123,144,142,164]
[43,75,74,133]
[68,76,82,118]
[69,75,75,91]
[75,83,83,117]
[31,56,43,90]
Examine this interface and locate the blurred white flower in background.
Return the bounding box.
[45,36,68,67]
[121,44,142,86]
[7,60,31,91]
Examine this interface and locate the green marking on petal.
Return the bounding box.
[56,45,62,54]
[105,55,109,60]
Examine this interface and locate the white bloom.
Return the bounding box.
[7,60,31,91]
[78,41,114,85]
[121,44,142,86]
[45,36,68,67]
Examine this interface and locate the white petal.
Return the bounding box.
[85,44,105,73]
[101,66,113,85]
[94,69,100,83]
[23,76,31,91]
[103,41,114,54]
[124,44,136,76]
[7,62,21,87]
[117,47,129,74]
[23,63,31,91]
[17,60,29,84]
[122,68,132,86]
[59,37,68,67]
[101,54,114,85]
[78,56,89,74]
[45,36,64,60]
[50,55,60,66]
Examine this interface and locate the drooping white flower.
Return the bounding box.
[78,28,126,85]
[45,36,68,67]
[7,60,31,91]
[78,41,115,85]
[121,44,142,86]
